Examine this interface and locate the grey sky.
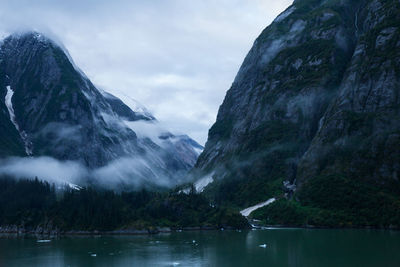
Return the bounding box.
[0,0,292,145]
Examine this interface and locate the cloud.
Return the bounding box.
[124,120,166,145]
[0,0,293,144]
[0,157,87,184]
[92,157,173,189]
[0,155,182,189]
[0,115,202,189]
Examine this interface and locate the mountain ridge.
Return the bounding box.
[0,31,203,188]
[192,0,400,227]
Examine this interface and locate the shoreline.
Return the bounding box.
[251,224,400,231]
[0,225,225,238]
[1,224,399,239]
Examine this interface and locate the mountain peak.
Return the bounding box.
[2,31,56,49]
[193,0,400,209]
[0,30,202,187]
[11,31,47,40]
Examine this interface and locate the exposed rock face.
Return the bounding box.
[0,32,202,186]
[298,0,400,187]
[194,0,400,207]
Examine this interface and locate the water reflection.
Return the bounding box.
[0,229,399,267]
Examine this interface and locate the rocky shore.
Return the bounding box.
[0,225,225,238]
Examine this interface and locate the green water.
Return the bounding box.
[0,229,399,267]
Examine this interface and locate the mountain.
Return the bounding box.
[0,32,202,187]
[193,0,400,226]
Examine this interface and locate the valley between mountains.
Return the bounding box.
[1,0,400,233]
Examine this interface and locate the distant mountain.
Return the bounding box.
[0,32,202,187]
[193,0,400,227]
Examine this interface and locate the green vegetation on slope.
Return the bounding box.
[251,174,400,228]
[0,177,249,231]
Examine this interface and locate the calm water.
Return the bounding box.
[0,229,399,267]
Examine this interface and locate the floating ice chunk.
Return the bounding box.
[37,240,51,243]
[90,254,97,257]
[259,244,267,248]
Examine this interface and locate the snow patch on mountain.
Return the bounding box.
[194,172,214,193]
[68,183,82,191]
[5,86,17,129]
[119,94,153,119]
[5,86,32,156]
[240,198,276,217]
[100,89,154,121]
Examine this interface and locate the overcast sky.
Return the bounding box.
[0,0,292,145]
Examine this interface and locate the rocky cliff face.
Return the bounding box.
[298,0,400,188]
[195,0,400,207]
[0,32,202,187]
